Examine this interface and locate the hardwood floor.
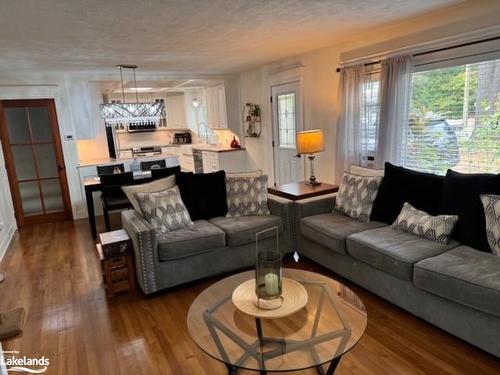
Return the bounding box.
[0,219,499,375]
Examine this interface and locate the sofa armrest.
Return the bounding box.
[268,195,295,252]
[121,210,160,294]
[295,193,337,220]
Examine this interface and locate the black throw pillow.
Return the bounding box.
[175,170,228,220]
[371,162,444,224]
[440,169,500,252]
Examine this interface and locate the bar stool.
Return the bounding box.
[97,163,125,176]
[100,171,134,231]
[151,166,181,180]
[140,159,166,171]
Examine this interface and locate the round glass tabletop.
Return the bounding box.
[187,269,367,373]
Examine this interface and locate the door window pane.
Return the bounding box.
[29,107,54,142]
[5,108,30,143]
[34,144,58,178]
[277,93,296,148]
[40,179,64,213]
[12,145,37,180]
[19,181,43,216]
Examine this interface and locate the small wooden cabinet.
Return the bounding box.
[96,243,135,297]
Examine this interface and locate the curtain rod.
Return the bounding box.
[335,35,500,72]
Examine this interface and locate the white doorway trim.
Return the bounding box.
[265,66,305,185]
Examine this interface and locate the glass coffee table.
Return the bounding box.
[187,269,367,374]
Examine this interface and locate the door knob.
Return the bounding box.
[58,164,65,171]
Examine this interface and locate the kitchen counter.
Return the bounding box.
[77,144,246,167]
[191,146,246,152]
[77,153,178,168]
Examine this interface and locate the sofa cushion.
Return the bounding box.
[414,245,500,317]
[441,169,500,252]
[122,175,176,214]
[210,215,282,247]
[157,220,226,261]
[371,162,444,224]
[481,194,500,255]
[334,172,383,222]
[176,170,228,221]
[301,213,386,255]
[225,175,270,217]
[346,226,459,281]
[391,202,458,244]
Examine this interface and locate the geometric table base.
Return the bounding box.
[204,279,351,375]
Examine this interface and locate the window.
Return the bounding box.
[405,59,500,174]
[277,93,296,148]
[360,76,380,166]
[360,57,500,174]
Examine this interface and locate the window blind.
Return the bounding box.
[403,58,500,174]
[360,66,380,166]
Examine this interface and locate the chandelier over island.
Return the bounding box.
[100,65,165,126]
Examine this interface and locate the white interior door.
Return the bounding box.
[271,81,304,185]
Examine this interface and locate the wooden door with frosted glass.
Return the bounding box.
[0,99,72,226]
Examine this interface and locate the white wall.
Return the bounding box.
[239,0,500,184]
[0,144,16,261]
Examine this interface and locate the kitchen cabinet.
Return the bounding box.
[201,150,248,173]
[65,79,103,139]
[165,93,186,129]
[206,84,228,129]
[205,79,240,134]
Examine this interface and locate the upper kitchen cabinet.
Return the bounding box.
[165,93,187,129]
[65,79,103,139]
[205,78,241,136]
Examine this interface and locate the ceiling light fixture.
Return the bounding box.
[130,87,153,91]
[100,65,165,125]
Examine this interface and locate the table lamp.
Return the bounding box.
[297,129,325,186]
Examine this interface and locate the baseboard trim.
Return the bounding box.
[0,223,16,263]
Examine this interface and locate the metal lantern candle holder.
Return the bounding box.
[255,226,283,310]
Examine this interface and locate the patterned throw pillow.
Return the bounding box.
[392,202,458,244]
[226,175,270,217]
[480,194,500,255]
[135,186,193,234]
[334,172,382,222]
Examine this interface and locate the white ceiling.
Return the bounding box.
[0,0,463,75]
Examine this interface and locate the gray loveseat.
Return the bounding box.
[122,195,294,295]
[297,194,500,357]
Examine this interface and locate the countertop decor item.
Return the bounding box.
[100,65,165,126]
[297,129,325,186]
[243,103,261,137]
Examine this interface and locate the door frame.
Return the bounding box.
[267,67,305,186]
[0,99,73,226]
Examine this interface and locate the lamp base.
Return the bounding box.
[305,178,321,186]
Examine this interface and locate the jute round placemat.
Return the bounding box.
[232,278,308,319]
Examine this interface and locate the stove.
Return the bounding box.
[132,146,162,157]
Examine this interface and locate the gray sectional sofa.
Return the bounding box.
[122,195,294,295]
[297,194,500,357]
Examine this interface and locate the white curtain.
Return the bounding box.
[376,55,413,167]
[335,64,366,182]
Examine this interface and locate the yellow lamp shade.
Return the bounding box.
[297,129,325,154]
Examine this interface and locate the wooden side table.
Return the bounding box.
[268,181,338,201]
[96,243,135,297]
[268,181,339,252]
